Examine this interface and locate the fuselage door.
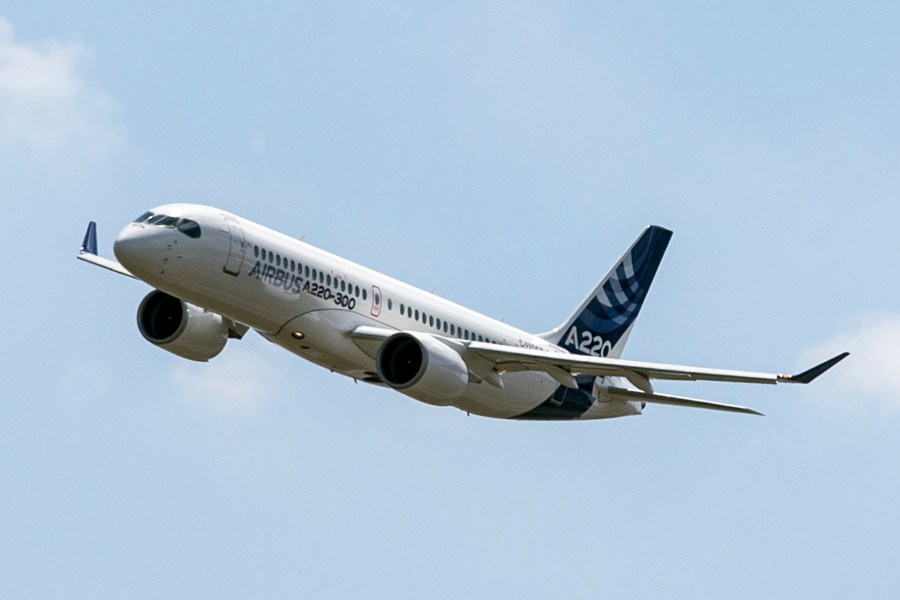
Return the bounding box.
[371,285,382,317]
[223,216,246,276]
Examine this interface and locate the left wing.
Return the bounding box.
[77,221,135,278]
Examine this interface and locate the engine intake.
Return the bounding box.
[376,332,469,406]
[137,290,229,361]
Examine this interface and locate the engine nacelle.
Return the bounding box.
[376,332,469,406]
[137,290,229,361]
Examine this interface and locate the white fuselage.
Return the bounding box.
[113,204,640,420]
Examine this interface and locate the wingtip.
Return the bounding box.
[780,352,850,384]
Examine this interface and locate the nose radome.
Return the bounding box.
[113,224,150,273]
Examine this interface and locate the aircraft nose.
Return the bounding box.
[113,224,153,273]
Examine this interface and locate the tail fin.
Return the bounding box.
[540,225,672,359]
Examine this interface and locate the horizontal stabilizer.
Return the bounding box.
[601,386,763,416]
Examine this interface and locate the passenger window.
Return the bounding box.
[254,246,259,258]
[355,285,360,297]
[387,298,393,310]
[400,304,405,316]
[305,266,310,277]
[429,316,434,327]
[363,289,367,301]
[341,280,346,291]
[414,309,419,320]
[443,322,448,333]
[291,260,296,271]
[276,255,281,267]
[327,274,332,286]
[450,325,456,336]
[268,251,274,262]
[436,318,441,330]
[311,268,317,280]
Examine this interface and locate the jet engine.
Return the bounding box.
[375,332,469,406]
[137,290,229,361]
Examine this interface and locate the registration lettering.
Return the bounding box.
[564,326,612,357]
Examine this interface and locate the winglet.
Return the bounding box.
[81,221,98,255]
[778,352,850,384]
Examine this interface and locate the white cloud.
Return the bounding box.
[0,17,116,150]
[169,347,278,416]
[801,311,900,414]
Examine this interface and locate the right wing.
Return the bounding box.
[462,340,849,389]
[349,326,849,416]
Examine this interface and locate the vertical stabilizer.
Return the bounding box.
[540,226,672,358]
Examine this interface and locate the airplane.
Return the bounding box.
[77,204,848,420]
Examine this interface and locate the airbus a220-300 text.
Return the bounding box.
[78,205,847,419]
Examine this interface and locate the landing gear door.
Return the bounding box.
[223,217,246,276]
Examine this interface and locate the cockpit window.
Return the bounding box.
[177,219,201,238]
[158,216,179,227]
[134,211,201,238]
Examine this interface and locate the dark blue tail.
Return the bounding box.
[540,226,672,358]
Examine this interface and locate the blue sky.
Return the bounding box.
[2,2,899,598]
